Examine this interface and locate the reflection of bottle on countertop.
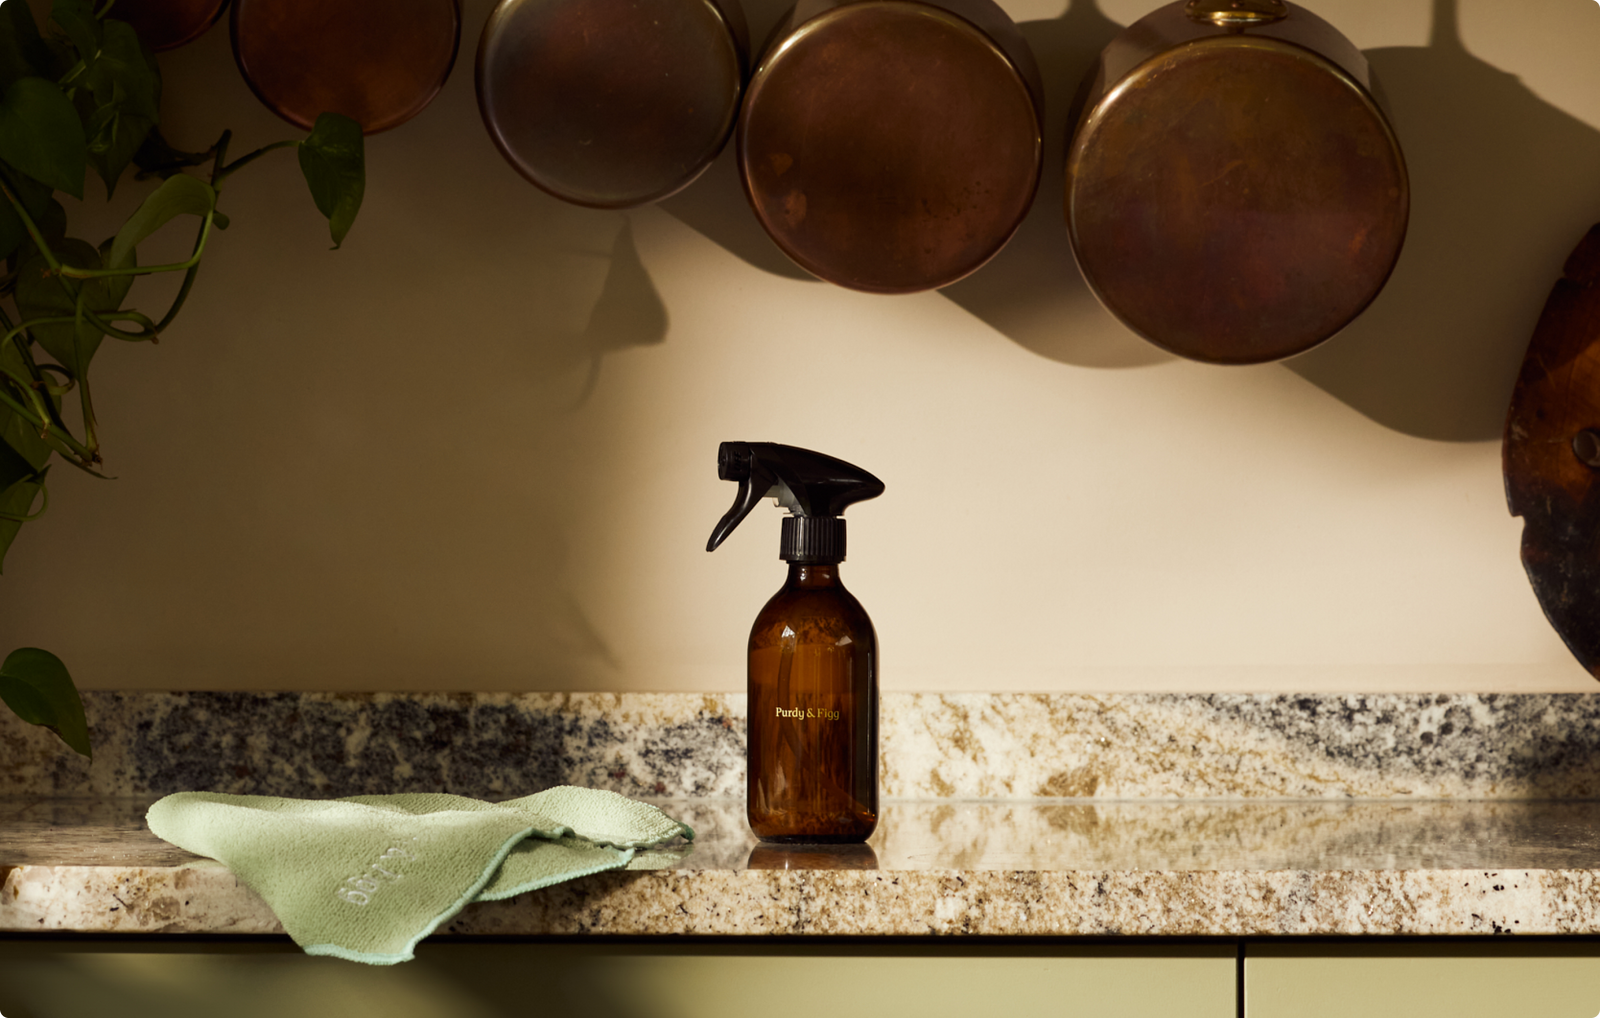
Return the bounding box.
[746,842,878,870]
[706,442,884,843]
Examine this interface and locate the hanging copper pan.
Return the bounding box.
[231,0,461,134]
[738,0,1043,294]
[1065,0,1408,364]
[476,0,748,209]
[1504,224,1600,680]
[115,0,229,51]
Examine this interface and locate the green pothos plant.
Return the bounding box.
[0,0,365,758]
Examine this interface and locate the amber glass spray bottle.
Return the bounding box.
[707,442,885,842]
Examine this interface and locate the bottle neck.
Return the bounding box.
[780,515,845,563]
[786,562,842,588]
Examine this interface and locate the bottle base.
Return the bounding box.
[753,833,873,845]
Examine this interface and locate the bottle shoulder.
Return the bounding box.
[749,583,875,648]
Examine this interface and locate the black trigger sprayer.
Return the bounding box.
[707,441,884,843]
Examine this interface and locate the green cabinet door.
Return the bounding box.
[1248,942,1600,1018]
[0,941,1237,1018]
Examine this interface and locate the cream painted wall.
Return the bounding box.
[3,0,1598,693]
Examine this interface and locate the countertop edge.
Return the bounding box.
[6,863,1597,939]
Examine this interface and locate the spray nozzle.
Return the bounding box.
[707,442,885,561]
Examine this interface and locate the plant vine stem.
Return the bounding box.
[151,150,225,332]
[211,129,233,178]
[0,383,95,467]
[82,306,158,341]
[0,483,48,523]
[0,178,61,275]
[3,312,154,350]
[1,332,72,440]
[0,364,54,433]
[56,216,216,280]
[154,264,200,333]
[214,139,298,185]
[70,292,99,455]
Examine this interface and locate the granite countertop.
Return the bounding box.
[6,691,1600,939]
[7,795,1600,938]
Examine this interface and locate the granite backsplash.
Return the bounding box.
[6,691,1600,800]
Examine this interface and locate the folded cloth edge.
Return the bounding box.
[144,789,690,965]
[300,825,638,965]
[472,842,636,904]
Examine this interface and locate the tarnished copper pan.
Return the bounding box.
[231,0,461,134]
[476,0,747,209]
[1504,224,1600,680]
[1065,0,1408,364]
[739,0,1043,294]
[116,0,229,51]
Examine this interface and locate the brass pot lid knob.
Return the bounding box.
[1185,0,1288,28]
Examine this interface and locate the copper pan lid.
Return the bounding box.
[115,0,229,51]
[476,0,747,209]
[231,0,461,134]
[739,0,1042,294]
[1066,1,1408,364]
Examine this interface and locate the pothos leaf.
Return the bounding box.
[96,234,134,308]
[14,237,124,376]
[0,421,35,490]
[0,398,54,475]
[79,19,161,196]
[49,0,99,64]
[0,186,20,261]
[0,165,59,265]
[0,76,86,197]
[0,466,45,570]
[110,171,213,270]
[0,337,57,472]
[87,20,159,120]
[0,646,89,757]
[298,112,364,249]
[0,0,54,90]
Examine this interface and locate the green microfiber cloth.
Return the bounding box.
[146,787,693,965]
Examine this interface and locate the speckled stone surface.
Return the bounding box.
[882,693,1600,799]
[7,691,1600,800]
[8,691,1600,941]
[3,692,745,799]
[8,798,1600,937]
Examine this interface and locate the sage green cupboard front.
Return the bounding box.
[1247,942,1600,1018]
[12,938,1600,1016]
[0,941,1236,1018]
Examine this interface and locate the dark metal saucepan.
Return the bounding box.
[738,0,1044,294]
[1065,0,1409,364]
[114,0,229,52]
[476,0,749,209]
[231,0,462,134]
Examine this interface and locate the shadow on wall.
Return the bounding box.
[662,0,1600,440]
[659,0,818,280]
[1288,0,1600,442]
[660,0,1165,367]
[567,219,671,407]
[43,0,675,688]
[941,0,1167,370]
